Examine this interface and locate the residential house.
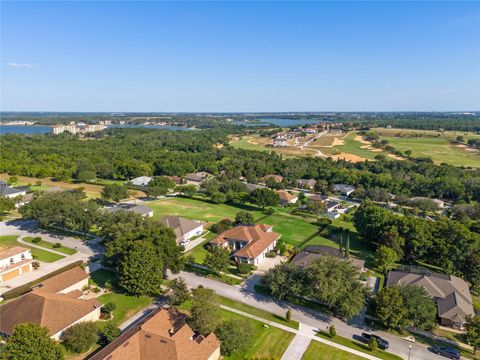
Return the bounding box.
[89,307,220,360]
[325,200,341,218]
[297,179,316,189]
[246,183,265,192]
[210,224,281,265]
[0,267,101,340]
[186,172,211,186]
[332,184,356,196]
[409,197,445,209]
[273,136,289,147]
[386,270,474,329]
[304,128,317,134]
[168,176,183,185]
[308,194,328,203]
[128,176,153,187]
[278,190,298,205]
[104,203,153,217]
[0,247,33,284]
[261,174,283,183]
[0,180,27,199]
[160,216,204,245]
[291,245,365,272]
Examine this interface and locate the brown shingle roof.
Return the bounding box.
[88,308,220,360]
[261,174,283,183]
[277,190,297,203]
[39,267,89,293]
[0,289,100,336]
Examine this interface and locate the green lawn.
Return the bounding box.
[383,136,480,167]
[184,232,217,264]
[89,269,117,288]
[0,235,65,263]
[302,340,359,360]
[97,292,153,326]
[316,331,403,360]
[221,309,294,360]
[22,236,77,255]
[216,294,299,329]
[151,197,373,262]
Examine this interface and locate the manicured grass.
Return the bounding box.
[221,309,294,360]
[316,331,403,360]
[184,232,217,264]
[334,132,380,160]
[216,294,299,329]
[23,236,77,255]
[97,292,153,326]
[0,235,64,263]
[89,269,117,288]
[302,340,358,360]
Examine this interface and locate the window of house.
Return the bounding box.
[21,254,25,260]
[9,258,14,264]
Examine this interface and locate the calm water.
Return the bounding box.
[0,124,192,135]
[237,118,321,127]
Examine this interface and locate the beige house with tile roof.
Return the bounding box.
[0,246,32,284]
[210,224,281,265]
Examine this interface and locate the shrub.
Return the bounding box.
[104,280,113,291]
[31,237,42,243]
[286,310,291,322]
[328,325,336,338]
[99,322,120,345]
[237,263,251,274]
[62,322,98,353]
[102,302,116,313]
[91,287,101,293]
[264,208,275,215]
[368,337,378,352]
[53,242,61,248]
[265,251,277,258]
[32,261,40,270]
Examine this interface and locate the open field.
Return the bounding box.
[0,235,65,262]
[302,341,358,360]
[230,135,320,157]
[0,174,146,198]
[23,236,77,255]
[150,197,373,261]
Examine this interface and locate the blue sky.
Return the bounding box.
[1,1,479,112]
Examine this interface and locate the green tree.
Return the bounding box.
[176,184,197,197]
[0,197,15,216]
[249,188,280,208]
[374,246,399,274]
[401,285,437,331]
[189,287,221,335]
[465,315,480,355]
[169,277,190,305]
[329,325,336,338]
[286,309,291,322]
[2,323,64,360]
[146,176,175,197]
[215,319,254,356]
[62,321,98,354]
[235,211,255,225]
[204,246,230,274]
[117,241,163,296]
[374,286,408,329]
[101,184,129,202]
[99,322,121,345]
[368,337,378,352]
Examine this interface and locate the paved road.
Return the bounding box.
[0,220,103,295]
[170,271,447,360]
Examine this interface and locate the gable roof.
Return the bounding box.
[105,203,152,216]
[160,216,203,242]
[211,224,280,260]
[261,174,283,183]
[88,308,220,360]
[386,270,474,323]
[38,267,89,293]
[186,172,210,182]
[130,176,153,186]
[308,194,328,202]
[0,180,26,197]
[297,179,316,187]
[332,184,355,194]
[291,246,365,271]
[0,289,100,336]
[277,190,298,203]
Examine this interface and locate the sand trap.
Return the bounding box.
[456,144,480,153]
[332,153,368,162]
[354,135,370,145]
[247,138,260,145]
[331,137,345,146]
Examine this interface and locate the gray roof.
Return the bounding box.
[130,176,153,186]
[292,246,365,271]
[297,179,316,188]
[246,183,264,192]
[0,180,26,197]
[160,216,203,242]
[105,203,153,216]
[386,270,474,324]
[186,172,210,182]
[308,194,328,202]
[326,200,340,211]
[333,184,355,194]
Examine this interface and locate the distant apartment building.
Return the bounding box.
[0,247,33,283]
[52,122,107,135]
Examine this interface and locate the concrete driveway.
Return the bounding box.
[0,220,103,295]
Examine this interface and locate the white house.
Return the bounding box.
[0,180,27,199]
[160,216,204,245]
[0,247,33,284]
[332,184,356,196]
[128,176,153,187]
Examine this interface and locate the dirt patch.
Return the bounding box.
[456,144,480,153]
[331,153,368,162]
[354,135,370,145]
[331,137,345,146]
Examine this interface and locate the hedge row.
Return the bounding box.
[2,260,84,300]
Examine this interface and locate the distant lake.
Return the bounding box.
[238,118,321,127]
[0,124,193,135]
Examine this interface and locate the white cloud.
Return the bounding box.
[7,62,36,69]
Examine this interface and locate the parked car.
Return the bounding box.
[431,346,460,360]
[360,332,390,350]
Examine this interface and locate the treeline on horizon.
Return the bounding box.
[1,128,479,203]
[1,112,479,132]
